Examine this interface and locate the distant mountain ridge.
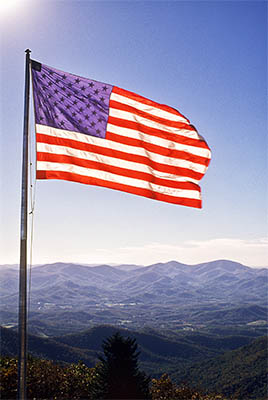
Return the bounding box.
[1,259,267,335]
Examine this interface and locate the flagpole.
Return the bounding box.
[18,48,31,400]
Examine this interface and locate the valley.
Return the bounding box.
[0,259,267,336]
[1,259,267,398]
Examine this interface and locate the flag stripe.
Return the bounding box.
[37,142,200,184]
[107,115,210,150]
[37,123,208,173]
[111,92,189,124]
[37,151,201,191]
[106,129,210,166]
[37,169,201,208]
[36,127,206,180]
[109,108,199,139]
[36,161,201,200]
[110,99,192,131]
[112,86,190,123]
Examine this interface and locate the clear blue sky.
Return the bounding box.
[1,0,267,267]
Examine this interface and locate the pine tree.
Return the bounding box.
[92,332,151,399]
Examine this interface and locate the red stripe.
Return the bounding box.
[36,170,202,208]
[36,133,204,180]
[37,151,201,192]
[106,131,210,167]
[112,86,190,124]
[108,115,210,151]
[110,99,194,130]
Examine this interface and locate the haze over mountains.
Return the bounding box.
[1,259,267,336]
[1,259,267,398]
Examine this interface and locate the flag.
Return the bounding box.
[31,60,211,208]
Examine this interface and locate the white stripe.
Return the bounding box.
[37,161,201,200]
[111,92,189,124]
[36,124,207,175]
[109,107,201,140]
[107,122,211,159]
[37,142,200,184]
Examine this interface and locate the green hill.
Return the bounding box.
[0,325,260,378]
[179,336,268,400]
[1,325,214,376]
[0,326,97,366]
[1,326,267,398]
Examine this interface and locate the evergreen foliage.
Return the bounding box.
[92,332,151,399]
[1,332,267,399]
[181,336,268,399]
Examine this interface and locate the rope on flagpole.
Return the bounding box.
[27,76,37,325]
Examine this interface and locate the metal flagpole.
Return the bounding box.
[18,48,31,400]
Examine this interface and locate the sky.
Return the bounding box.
[0,0,267,268]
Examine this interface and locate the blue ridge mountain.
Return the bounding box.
[0,260,267,334]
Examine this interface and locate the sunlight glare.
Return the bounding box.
[0,0,21,15]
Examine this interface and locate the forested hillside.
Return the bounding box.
[179,336,268,400]
[1,326,267,399]
[1,260,267,398]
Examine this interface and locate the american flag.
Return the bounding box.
[31,60,211,208]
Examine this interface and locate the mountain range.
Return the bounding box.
[1,259,267,335]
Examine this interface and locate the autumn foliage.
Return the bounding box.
[1,357,230,400]
[151,373,226,400]
[1,333,229,399]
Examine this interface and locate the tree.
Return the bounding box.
[91,332,151,399]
